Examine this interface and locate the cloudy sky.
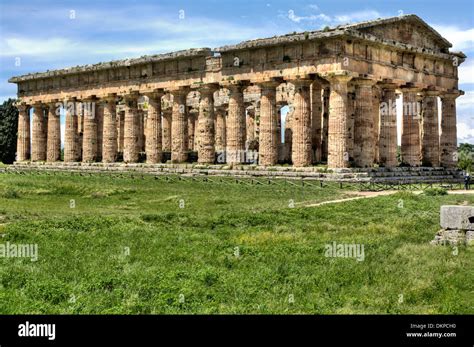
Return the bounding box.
[0,0,473,144]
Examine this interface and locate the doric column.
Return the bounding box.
[378,84,398,167]
[95,102,104,161]
[311,82,323,163]
[197,84,218,164]
[246,107,256,150]
[64,99,79,162]
[215,107,226,152]
[116,109,125,154]
[123,93,140,163]
[137,109,145,153]
[258,81,279,166]
[400,88,422,166]
[77,104,84,161]
[16,103,30,161]
[169,87,189,163]
[327,75,352,168]
[46,102,61,162]
[162,110,172,152]
[187,110,197,151]
[82,98,98,162]
[440,92,460,168]
[321,87,330,162]
[144,91,163,164]
[353,79,376,168]
[372,86,381,164]
[421,91,440,167]
[226,84,246,164]
[31,102,47,162]
[289,79,312,167]
[102,95,117,163]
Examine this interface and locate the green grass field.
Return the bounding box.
[0,172,473,314]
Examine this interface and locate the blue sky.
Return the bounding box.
[1,0,473,144]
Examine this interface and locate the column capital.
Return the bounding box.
[378,82,398,90]
[143,89,165,99]
[325,74,353,85]
[16,103,29,112]
[121,91,140,101]
[421,89,440,97]
[440,90,463,99]
[352,78,377,86]
[165,86,190,95]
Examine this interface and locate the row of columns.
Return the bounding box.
[16,79,460,168]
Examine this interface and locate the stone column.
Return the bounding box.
[246,107,256,150]
[197,84,218,163]
[77,104,84,161]
[31,102,47,162]
[16,103,30,161]
[372,86,381,164]
[96,102,104,162]
[137,109,145,153]
[116,109,125,155]
[102,95,117,163]
[46,102,61,162]
[82,98,98,162]
[64,99,79,162]
[400,88,422,166]
[378,84,398,167]
[226,84,246,164]
[353,79,375,168]
[327,75,352,168]
[258,81,279,166]
[421,91,440,167]
[144,92,163,164]
[440,92,460,168]
[311,82,323,163]
[289,79,312,167]
[187,110,196,151]
[170,88,189,163]
[123,93,140,163]
[162,110,172,152]
[215,107,226,152]
[321,87,330,162]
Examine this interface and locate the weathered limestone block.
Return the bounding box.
[102,96,118,163]
[310,82,323,163]
[327,76,352,168]
[421,91,440,167]
[197,85,218,163]
[353,79,375,168]
[162,110,172,152]
[246,107,256,150]
[187,110,197,151]
[116,110,125,154]
[170,88,189,163]
[16,103,30,161]
[226,84,246,164]
[440,92,460,168]
[144,92,163,164]
[440,205,474,230]
[123,94,140,163]
[31,103,47,161]
[401,88,422,166]
[378,84,398,167]
[82,98,98,162]
[64,100,79,162]
[214,107,226,152]
[258,81,279,166]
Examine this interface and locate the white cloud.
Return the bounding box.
[432,25,474,51]
[458,59,474,85]
[457,122,474,141]
[334,10,382,24]
[284,9,381,26]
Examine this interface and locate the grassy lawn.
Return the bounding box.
[0,172,473,314]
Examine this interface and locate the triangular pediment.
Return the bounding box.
[340,15,452,52]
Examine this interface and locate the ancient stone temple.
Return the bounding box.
[9,15,465,169]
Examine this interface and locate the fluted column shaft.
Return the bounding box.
[64,100,79,162]
[31,103,47,161]
[215,108,226,152]
[123,94,140,163]
[46,102,61,162]
[353,79,375,168]
[311,82,323,163]
[187,112,196,151]
[259,82,279,166]
[197,85,217,164]
[145,92,163,164]
[16,104,30,161]
[440,92,459,168]
[170,89,189,163]
[379,85,398,167]
[401,89,421,166]
[421,91,440,167]
[226,85,246,164]
[82,99,98,162]
[102,96,117,163]
[372,86,381,163]
[290,79,312,167]
[327,76,352,168]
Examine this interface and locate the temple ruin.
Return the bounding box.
[9,15,466,170]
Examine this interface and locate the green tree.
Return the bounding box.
[458,143,473,172]
[0,98,19,164]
